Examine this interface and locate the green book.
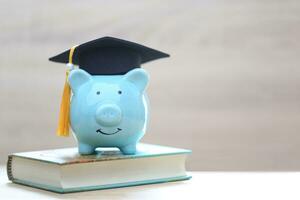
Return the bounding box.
[7,143,191,193]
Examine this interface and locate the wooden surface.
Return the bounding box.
[0,166,299,200]
[1,0,300,170]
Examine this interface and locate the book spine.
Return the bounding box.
[6,155,14,181]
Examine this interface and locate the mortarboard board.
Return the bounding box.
[50,36,169,137]
[49,36,169,75]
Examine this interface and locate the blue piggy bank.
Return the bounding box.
[68,68,149,155]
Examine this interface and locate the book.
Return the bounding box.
[7,143,191,193]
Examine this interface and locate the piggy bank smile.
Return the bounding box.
[96,128,122,135]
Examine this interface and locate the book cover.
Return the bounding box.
[7,143,191,193]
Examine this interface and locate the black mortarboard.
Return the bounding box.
[49,36,169,75]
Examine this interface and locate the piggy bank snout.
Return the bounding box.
[95,104,122,126]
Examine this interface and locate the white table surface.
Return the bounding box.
[1,166,299,200]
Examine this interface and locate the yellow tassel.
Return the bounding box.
[56,46,77,137]
[56,70,71,136]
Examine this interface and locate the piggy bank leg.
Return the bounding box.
[119,144,137,155]
[78,143,95,155]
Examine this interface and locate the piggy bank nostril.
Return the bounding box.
[95,104,122,126]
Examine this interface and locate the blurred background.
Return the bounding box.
[1,0,300,171]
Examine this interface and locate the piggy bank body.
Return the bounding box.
[68,68,149,155]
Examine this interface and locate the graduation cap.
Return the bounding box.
[50,36,169,137]
[49,36,169,75]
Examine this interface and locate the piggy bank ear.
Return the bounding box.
[123,69,149,92]
[68,69,92,93]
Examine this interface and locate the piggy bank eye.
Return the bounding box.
[96,91,100,95]
[118,90,122,95]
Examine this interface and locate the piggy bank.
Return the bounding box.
[68,68,149,155]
